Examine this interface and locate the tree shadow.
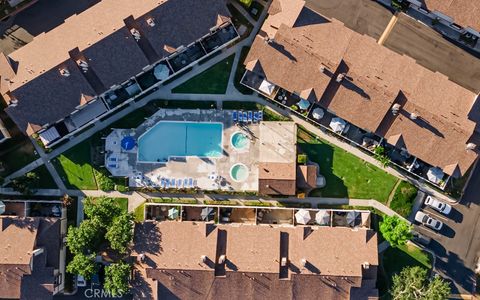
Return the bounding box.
[133,222,162,268]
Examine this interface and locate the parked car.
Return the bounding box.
[415,211,443,231]
[77,275,87,287]
[424,196,451,215]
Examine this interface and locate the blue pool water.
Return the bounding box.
[137,121,223,162]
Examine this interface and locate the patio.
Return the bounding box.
[220,207,256,224]
[201,23,239,53]
[145,205,181,221]
[167,42,207,72]
[257,208,293,225]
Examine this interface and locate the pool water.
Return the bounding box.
[138,122,223,162]
[231,131,249,150]
[230,163,249,182]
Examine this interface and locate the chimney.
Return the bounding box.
[466,143,477,151]
[410,112,418,120]
[391,103,401,115]
[336,73,345,83]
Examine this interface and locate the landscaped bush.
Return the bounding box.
[239,0,252,7]
[204,200,238,206]
[390,181,418,218]
[133,203,146,222]
[297,154,307,164]
[276,201,312,208]
[151,198,198,204]
[243,200,272,207]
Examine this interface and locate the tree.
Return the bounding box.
[106,213,134,254]
[66,219,103,254]
[11,171,39,194]
[391,266,450,300]
[66,253,97,280]
[104,261,131,296]
[379,215,412,247]
[83,197,122,228]
[62,194,73,207]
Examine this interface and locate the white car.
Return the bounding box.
[424,196,451,215]
[77,275,87,287]
[415,211,443,231]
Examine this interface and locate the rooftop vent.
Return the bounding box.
[218,254,226,264]
[362,262,370,269]
[146,17,155,27]
[59,68,70,77]
[281,257,287,267]
[264,37,274,44]
[410,112,418,120]
[391,103,401,115]
[78,60,89,73]
[319,65,326,73]
[200,255,207,264]
[130,28,141,41]
[466,143,477,151]
[336,73,345,83]
[300,258,307,267]
[9,99,18,107]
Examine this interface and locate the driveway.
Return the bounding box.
[0,0,100,54]
[413,163,480,295]
[304,0,392,40]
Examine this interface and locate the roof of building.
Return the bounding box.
[246,3,480,176]
[0,216,61,300]
[296,164,317,189]
[258,162,296,195]
[423,0,480,32]
[133,221,378,300]
[3,0,230,134]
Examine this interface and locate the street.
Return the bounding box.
[413,163,480,295]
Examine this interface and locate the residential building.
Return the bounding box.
[0,0,237,147]
[241,0,480,187]
[132,221,378,299]
[0,216,64,299]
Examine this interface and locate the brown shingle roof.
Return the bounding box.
[258,162,297,195]
[296,164,317,189]
[423,0,480,32]
[134,221,378,299]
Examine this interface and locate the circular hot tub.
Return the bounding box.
[230,163,249,182]
[230,131,249,150]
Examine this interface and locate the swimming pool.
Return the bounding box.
[137,121,223,162]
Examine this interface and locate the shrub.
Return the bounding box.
[379,215,413,247]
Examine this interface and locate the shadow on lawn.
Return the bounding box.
[297,138,349,198]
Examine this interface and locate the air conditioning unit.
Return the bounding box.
[410,112,418,120]
[336,73,345,83]
[146,17,155,27]
[130,28,141,41]
[391,103,401,115]
[59,68,70,77]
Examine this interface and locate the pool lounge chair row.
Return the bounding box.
[159,177,197,189]
[232,111,263,124]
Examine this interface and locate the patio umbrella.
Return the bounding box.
[297,99,310,110]
[121,136,136,151]
[312,108,324,120]
[346,211,358,225]
[168,207,179,220]
[201,207,214,220]
[295,209,311,225]
[259,79,275,95]
[315,210,330,225]
[329,117,346,133]
[153,64,170,80]
[427,167,444,184]
[0,201,5,215]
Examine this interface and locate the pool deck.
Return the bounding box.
[105,109,261,191]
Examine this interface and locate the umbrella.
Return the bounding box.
[315,210,330,225]
[312,108,324,120]
[0,201,5,215]
[153,64,170,80]
[201,207,214,220]
[121,136,136,151]
[168,207,179,219]
[427,167,444,184]
[259,79,275,95]
[329,117,346,133]
[295,209,311,225]
[297,99,310,110]
[347,211,358,225]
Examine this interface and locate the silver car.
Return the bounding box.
[415,211,443,231]
[424,196,452,215]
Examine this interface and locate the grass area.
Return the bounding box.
[114,198,129,213]
[0,138,38,177]
[234,46,254,94]
[380,243,432,298]
[172,55,235,94]
[222,101,291,121]
[298,127,397,202]
[243,200,273,206]
[389,181,418,218]
[276,201,312,208]
[227,3,253,38]
[22,165,57,189]
[204,200,239,206]
[134,202,146,222]
[53,141,97,190]
[248,1,264,21]
[151,198,198,204]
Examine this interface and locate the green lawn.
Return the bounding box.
[389,181,418,218]
[172,55,235,94]
[114,198,129,213]
[234,46,254,94]
[28,165,57,189]
[297,127,398,202]
[134,202,146,222]
[380,243,432,298]
[53,141,97,190]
